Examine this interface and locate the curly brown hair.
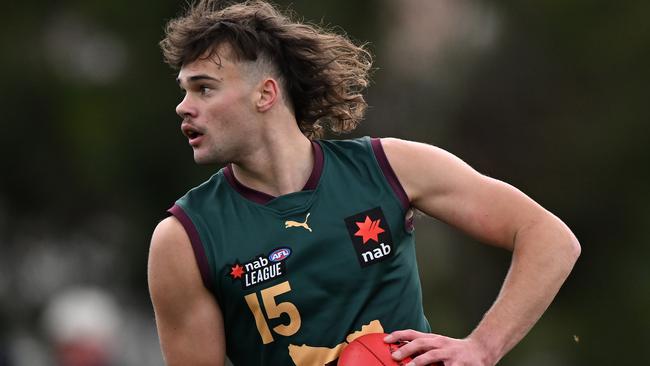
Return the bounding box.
[160,0,373,139]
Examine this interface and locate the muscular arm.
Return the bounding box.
[381,138,580,365]
[148,217,226,366]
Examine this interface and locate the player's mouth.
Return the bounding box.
[181,124,205,146]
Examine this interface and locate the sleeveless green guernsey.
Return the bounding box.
[169,137,431,366]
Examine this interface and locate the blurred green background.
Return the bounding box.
[1,0,648,365]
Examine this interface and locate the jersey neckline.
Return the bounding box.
[223,140,324,205]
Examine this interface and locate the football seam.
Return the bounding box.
[357,339,391,366]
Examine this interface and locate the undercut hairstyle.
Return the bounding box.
[160,0,373,139]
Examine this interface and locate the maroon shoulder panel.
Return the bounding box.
[370,138,410,211]
[167,204,214,291]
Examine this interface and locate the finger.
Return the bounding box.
[409,348,449,366]
[384,329,434,343]
[391,337,446,360]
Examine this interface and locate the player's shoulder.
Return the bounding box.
[149,215,202,284]
[378,136,431,151]
[379,137,457,165]
[153,215,184,234]
[318,135,371,151]
[151,216,190,254]
[174,168,229,209]
[319,136,457,171]
[184,169,228,197]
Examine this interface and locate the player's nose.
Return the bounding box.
[176,94,197,119]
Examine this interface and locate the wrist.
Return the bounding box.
[465,332,503,366]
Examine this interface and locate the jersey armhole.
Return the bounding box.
[370,137,410,211]
[168,204,215,292]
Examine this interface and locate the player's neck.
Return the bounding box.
[230,123,314,197]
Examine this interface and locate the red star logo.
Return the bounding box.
[354,216,385,244]
[230,264,245,279]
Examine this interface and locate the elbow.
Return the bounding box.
[557,223,581,274]
[567,233,581,265]
[540,215,581,271]
[546,212,581,266]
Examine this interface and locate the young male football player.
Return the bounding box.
[147,1,580,365]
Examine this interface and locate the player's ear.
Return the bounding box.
[256,78,278,112]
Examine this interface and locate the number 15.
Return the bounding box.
[244,281,302,344]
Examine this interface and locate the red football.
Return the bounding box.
[337,333,413,366]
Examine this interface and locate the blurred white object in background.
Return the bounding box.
[43,287,121,366]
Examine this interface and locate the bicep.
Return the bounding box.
[148,217,226,366]
[382,138,547,250]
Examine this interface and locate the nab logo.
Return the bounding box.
[344,207,394,267]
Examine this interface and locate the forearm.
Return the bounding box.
[467,215,580,364]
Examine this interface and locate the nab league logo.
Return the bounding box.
[225,247,292,289]
[344,207,394,267]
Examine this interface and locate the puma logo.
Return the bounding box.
[285,213,312,232]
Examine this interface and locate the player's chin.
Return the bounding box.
[192,151,212,165]
[193,158,216,166]
[193,150,224,166]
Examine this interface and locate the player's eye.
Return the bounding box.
[200,86,211,95]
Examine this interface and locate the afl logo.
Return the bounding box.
[269,247,291,262]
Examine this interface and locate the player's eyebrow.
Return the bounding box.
[176,74,222,85]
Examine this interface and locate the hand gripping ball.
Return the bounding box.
[337,333,413,366]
